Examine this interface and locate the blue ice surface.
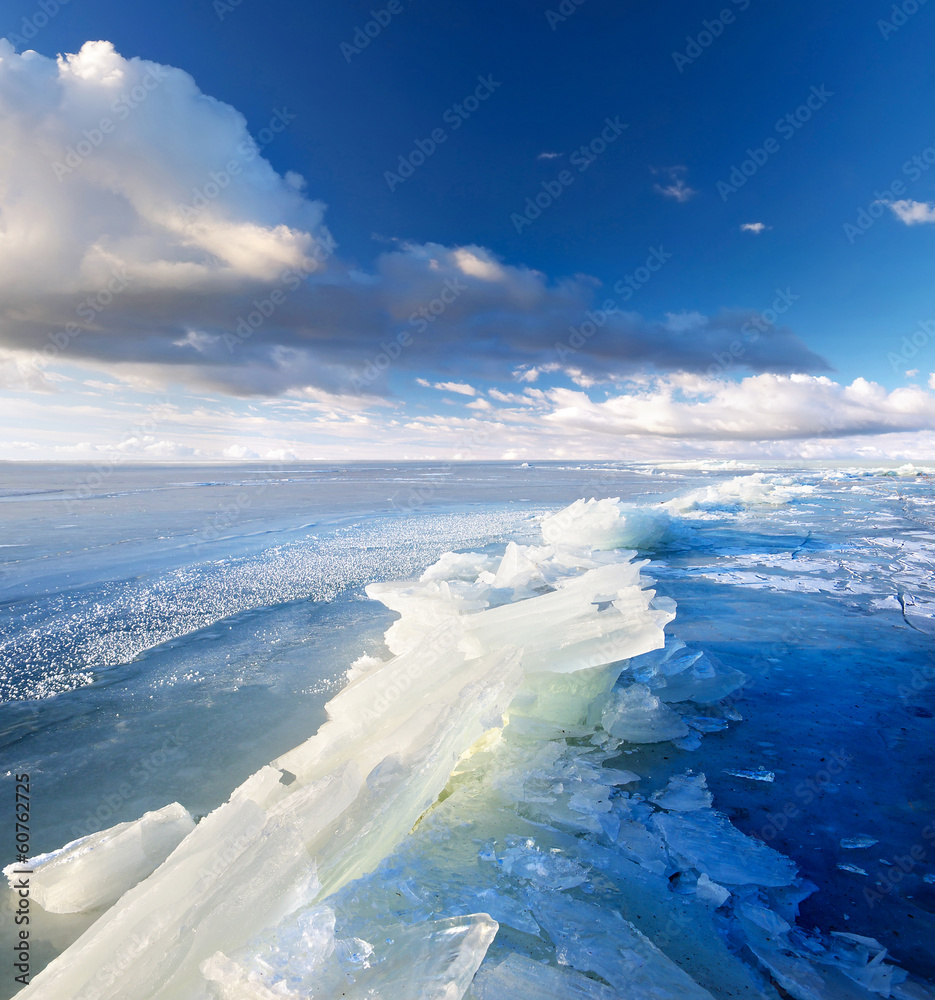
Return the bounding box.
[0,459,933,986]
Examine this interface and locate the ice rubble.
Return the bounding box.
[664,473,816,514]
[21,498,673,999]
[2,803,193,914]
[20,494,923,1000]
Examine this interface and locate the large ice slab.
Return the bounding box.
[21,639,524,999]
[654,809,797,887]
[3,803,194,914]
[467,952,619,1000]
[651,772,713,812]
[203,912,498,1000]
[527,890,716,999]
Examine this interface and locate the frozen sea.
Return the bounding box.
[0,460,933,998]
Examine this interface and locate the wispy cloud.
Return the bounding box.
[652,165,697,203]
[417,379,477,396]
[0,349,58,393]
[885,199,935,225]
[537,151,562,160]
[741,222,770,234]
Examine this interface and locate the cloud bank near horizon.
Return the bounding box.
[4,371,935,464]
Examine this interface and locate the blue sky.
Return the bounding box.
[1,0,935,461]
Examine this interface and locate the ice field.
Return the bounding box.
[0,461,933,999]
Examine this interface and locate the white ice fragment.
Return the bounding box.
[686,716,730,733]
[650,594,678,616]
[492,541,545,591]
[894,980,935,999]
[345,654,385,682]
[614,819,672,875]
[370,555,671,676]
[829,932,885,950]
[737,908,906,1000]
[365,577,488,656]
[602,684,689,743]
[600,768,640,785]
[738,902,791,938]
[420,551,500,583]
[630,639,696,682]
[298,906,337,966]
[463,562,673,676]
[744,940,831,1000]
[200,952,296,999]
[822,932,908,995]
[654,809,797,886]
[724,767,775,783]
[568,787,613,815]
[539,496,676,552]
[468,953,619,1000]
[695,873,730,907]
[540,497,629,550]
[836,864,869,876]
[3,802,194,914]
[840,836,878,850]
[651,772,713,812]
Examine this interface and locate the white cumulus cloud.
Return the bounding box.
[543,374,935,440]
[885,199,935,225]
[0,40,831,402]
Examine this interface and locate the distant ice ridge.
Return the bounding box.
[664,473,816,514]
[821,463,933,479]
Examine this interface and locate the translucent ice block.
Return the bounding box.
[3,803,194,914]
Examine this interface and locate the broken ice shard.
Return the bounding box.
[3,803,194,914]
